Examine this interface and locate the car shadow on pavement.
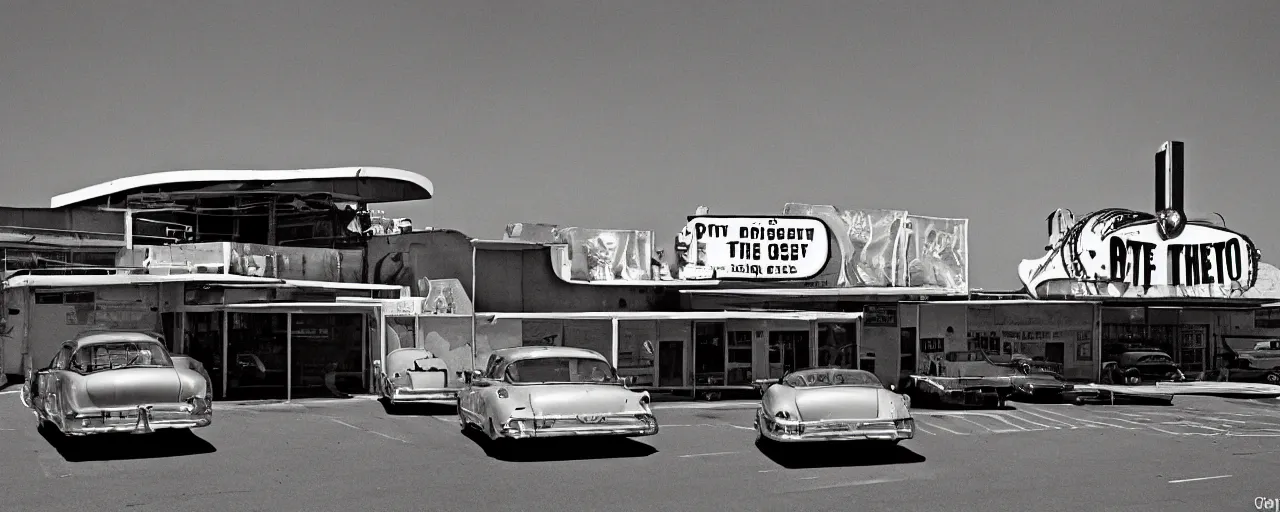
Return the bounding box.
[461,427,657,462]
[39,425,216,462]
[379,399,457,416]
[756,439,924,470]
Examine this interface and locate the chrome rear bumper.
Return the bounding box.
[499,413,659,439]
[756,412,915,443]
[63,402,212,435]
[387,387,460,403]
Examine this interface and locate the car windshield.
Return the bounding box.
[505,357,619,385]
[1134,354,1173,364]
[71,341,173,373]
[783,368,882,388]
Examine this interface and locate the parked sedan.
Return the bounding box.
[755,368,915,444]
[375,348,461,407]
[457,346,658,444]
[21,331,213,437]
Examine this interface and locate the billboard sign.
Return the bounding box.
[677,215,830,280]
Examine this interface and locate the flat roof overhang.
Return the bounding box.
[478,311,865,322]
[51,167,433,208]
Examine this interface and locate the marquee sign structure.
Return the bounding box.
[1018,142,1262,299]
[675,215,831,280]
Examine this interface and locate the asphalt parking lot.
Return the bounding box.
[1,389,1277,512]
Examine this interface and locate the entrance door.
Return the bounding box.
[657,340,684,387]
[768,331,811,378]
[693,322,726,387]
[1045,342,1065,366]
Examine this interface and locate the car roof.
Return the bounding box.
[71,331,164,348]
[491,346,607,362]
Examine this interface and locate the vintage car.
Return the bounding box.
[457,346,658,441]
[1101,350,1186,385]
[375,347,461,406]
[1006,357,1076,401]
[755,368,915,444]
[1190,356,1280,385]
[21,331,213,436]
[902,350,1015,407]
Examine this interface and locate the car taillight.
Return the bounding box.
[497,388,509,399]
[639,394,650,408]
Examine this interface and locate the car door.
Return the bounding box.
[460,355,497,418]
[31,344,72,417]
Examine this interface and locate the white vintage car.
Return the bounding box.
[756,368,915,444]
[457,346,658,441]
[22,331,213,437]
[375,348,460,407]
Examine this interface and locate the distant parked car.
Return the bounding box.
[1193,357,1280,385]
[1102,350,1185,385]
[375,348,461,407]
[1006,357,1075,401]
[755,368,915,444]
[457,346,658,445]
[21,331,213,438]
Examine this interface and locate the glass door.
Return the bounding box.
[226,313,288,400]
[693,322,726,387]
[291,313,366,399]
[768,331,811,378]
[725,331,753,385]
[817,322,858,369]
[185,312,224,398]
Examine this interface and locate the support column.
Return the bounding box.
[221,312,229,398]
[267,199,278,245]
[286,312,293,402]
[470,244,478,370]
[124,208,134,249]
[610,317,620,367]
[361,312,369,393]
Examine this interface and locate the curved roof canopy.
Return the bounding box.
[51,167,434,208]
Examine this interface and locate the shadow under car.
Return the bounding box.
[379,399,458,416]
[756,438,925,469]
[39,424,217,462]
[461,426,658,462]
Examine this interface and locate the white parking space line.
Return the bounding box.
[1092,416,1185,435]
[1168,475,1232,484]
[678,451,738,458]
[1028,407,1134,429]
[782,477,907,493]
[915,419,967,435]
[327,417,410,444]
[1016,408,1081,429]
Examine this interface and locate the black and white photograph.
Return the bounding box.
[0,1,1278,511]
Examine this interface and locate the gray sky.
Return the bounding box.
[1,0,1276,288]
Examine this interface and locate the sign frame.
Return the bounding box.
[679,214,832,281]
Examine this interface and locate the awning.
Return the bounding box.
[477,311,864,322]
[221,301,384,314]
[679,286,967,297]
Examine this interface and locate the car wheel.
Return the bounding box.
[1266,372,1279,385]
